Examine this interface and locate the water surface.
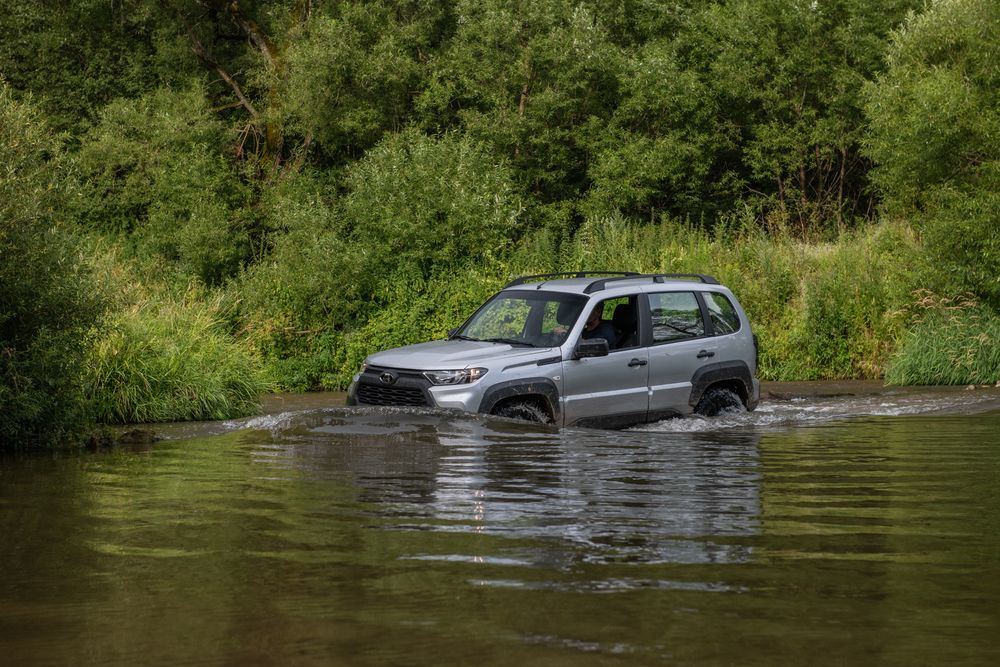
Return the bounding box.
[2,386,999,665]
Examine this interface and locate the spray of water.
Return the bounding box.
[146,387,1000,440]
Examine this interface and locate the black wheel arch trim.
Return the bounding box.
[479,377,561,422]
[688,361,757,410]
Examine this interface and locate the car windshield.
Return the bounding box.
[456,290,587,348]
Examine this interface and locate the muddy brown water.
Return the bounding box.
[2,383,1000,666]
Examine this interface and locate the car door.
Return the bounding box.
[645,291,717,419]
[560,295,649,428]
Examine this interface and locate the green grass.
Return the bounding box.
[885,292,1000,385]
[87,292,269,424]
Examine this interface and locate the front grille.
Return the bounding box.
[357,383,428,406]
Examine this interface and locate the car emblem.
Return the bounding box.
[379,372,397,385]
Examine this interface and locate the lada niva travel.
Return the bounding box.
[347,272,760,428]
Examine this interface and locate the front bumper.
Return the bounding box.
[348,365,488,413]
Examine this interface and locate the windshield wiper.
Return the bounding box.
[485,337,536,347]
[449,333,480,342]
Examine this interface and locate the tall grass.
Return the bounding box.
[87,286,269,424]
[885,292,1000,385]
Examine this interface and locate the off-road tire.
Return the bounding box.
[493,400,553,424]
[694,387,744,417]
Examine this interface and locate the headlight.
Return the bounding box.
[423,368,488,385]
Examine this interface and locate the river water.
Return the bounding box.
[2,384,1000,666]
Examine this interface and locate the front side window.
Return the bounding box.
[649,292,705,343]
[704,292,741,335]
[459,291,586,347]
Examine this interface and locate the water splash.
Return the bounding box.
[146,385,1000,441]
[637,386,1000,433]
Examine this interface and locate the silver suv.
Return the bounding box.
[347,272,760,428]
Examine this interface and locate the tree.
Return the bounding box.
[590,0,918,229]
[865,0,1000,304]
[0,84,105,447]
[0,0,166,135]
[416,0,622,226]
[241,128,523,332]
[154,0,448,175]
[278,1,449,165]
[71,86,254,286]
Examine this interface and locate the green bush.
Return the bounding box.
[71,86,255,286]
[775,226,916,380]
[917,179,1000,307]
[0,83,106,448]
[886,293,1000,386]
[340,128,524,278]
[87,292,269,424]
[237,130,524,390]
[865,0,1000,305]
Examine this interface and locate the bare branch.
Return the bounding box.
[199,0,280,71]
[160,0,260,119]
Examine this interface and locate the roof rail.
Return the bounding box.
[651,273,719,285]
[583,272,720,294]
[504,271,640,289]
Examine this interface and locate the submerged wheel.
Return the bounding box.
[695,387,744,417]
[492,400,553,424]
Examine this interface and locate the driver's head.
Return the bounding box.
[587,305,602,329]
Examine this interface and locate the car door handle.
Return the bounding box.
[696,350,715,359]
[628,358,648,368]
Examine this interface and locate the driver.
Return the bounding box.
[582,304,616,344]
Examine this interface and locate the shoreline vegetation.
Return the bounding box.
[3,0,999,448]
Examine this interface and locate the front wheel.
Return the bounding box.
[694,387,744,417]
[492,400,553,424]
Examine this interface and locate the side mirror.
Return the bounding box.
[575,338,610,359]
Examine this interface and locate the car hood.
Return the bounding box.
[365,339,553,370]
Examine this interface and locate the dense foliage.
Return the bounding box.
[3,0,1000,446]
[865,0,1000,306]
[0,86,105,447]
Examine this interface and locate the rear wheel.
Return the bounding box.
[695,387,744,417]
[492,399,553,424]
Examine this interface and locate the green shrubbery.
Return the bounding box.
[237,130,523,389]
[865,0,1000,307]
[71,86,257,286]
[886,293,1000,386]
[77,243,270,425]
[87,292,268,424]
[0,84,106,447]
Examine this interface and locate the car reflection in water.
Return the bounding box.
[246,406,761,570]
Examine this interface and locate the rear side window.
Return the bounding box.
[649,292,705,342]
[704,292,741,335]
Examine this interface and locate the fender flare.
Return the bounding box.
[478,377,561,422]
[688,361,756,410]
